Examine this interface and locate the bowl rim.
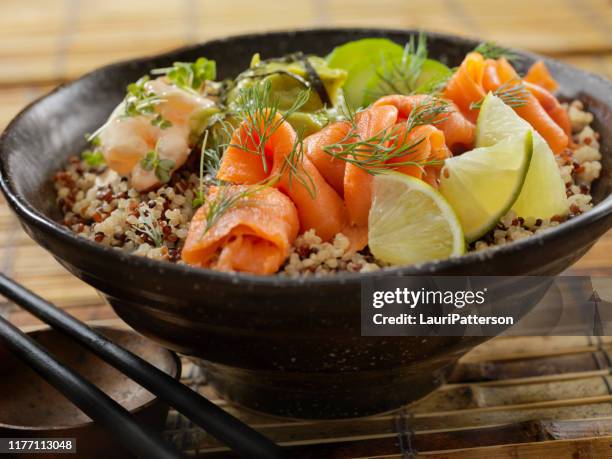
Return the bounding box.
[0,326,181,431]
[1,27,611,288]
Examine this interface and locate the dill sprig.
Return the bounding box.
[405,97,450,129]
[415,68,456,96]
[470,79,529,109]
[230,79,310,172]
[277,130,317,198]
[367,32,428,101]
[133,210,163,247]
[474,41,520,63]
[202,182,273,234]
[195,79,317,234]
[151,57,216,93]
[322,97,449,175]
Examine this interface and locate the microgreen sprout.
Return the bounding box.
[133,210,163,247]
[140,141,175,183]
[82,150,105,167]
[151,57,216,93]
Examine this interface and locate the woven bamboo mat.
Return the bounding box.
[1,0,612,457]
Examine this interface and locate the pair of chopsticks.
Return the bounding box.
[0,273,285,459]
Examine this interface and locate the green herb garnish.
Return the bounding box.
[277,129,316,198]
[470,79,529,110]
[193,130,211,209]
[367,32,428,100]
[82,150,105,167]
[474,41,519,62]
[152,57,216,93]
[323,97,449,174]
[139,142,175,183]
[230,79,310,173]
[201,182,272,234]
[133,210,163,247]
[123,76,170,125]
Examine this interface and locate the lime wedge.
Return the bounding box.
[439,131,533,242]
[476,93,568,221]
[368,172,465,265]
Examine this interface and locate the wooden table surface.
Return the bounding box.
[1,2,612,457]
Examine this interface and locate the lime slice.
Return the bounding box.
[327,39,404,107]
[327,38,403,72]
[439,131,534,242]
[368,172,465,265]
[476,93,568,221]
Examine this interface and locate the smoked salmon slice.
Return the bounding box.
[217,112,350,242]
[303,120,351,195]
[442,52,486,123]
[181,185,299,274]
[524,60,559,92]
[524,81,571,136]
[343,105,398,227]
[373,94,475,153]
[494,58,568,154]
[443,53,569,154]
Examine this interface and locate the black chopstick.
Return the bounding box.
[0,273,285,459]
[0,315,185,459]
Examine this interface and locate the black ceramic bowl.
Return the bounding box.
[1,29,611,419]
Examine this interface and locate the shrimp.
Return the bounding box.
[99,77,215,191]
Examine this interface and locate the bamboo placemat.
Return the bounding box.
[157,336,612,457]
[1,1,612,457]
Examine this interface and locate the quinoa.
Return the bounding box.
[280,230,382,276]
[54,158,200,262]
[54,100,602,275]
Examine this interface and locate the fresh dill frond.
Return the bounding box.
[151,57,217,93]
[323,124,439,175]
[470,79,529,110]
[277,130,317,198]
[474,41,519,62]
[405,97,450,130]
[322,96,448,175]
[202,182,272,234]
[133,210,163,247]
[230,79,310,173]
[367,32,428,101]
